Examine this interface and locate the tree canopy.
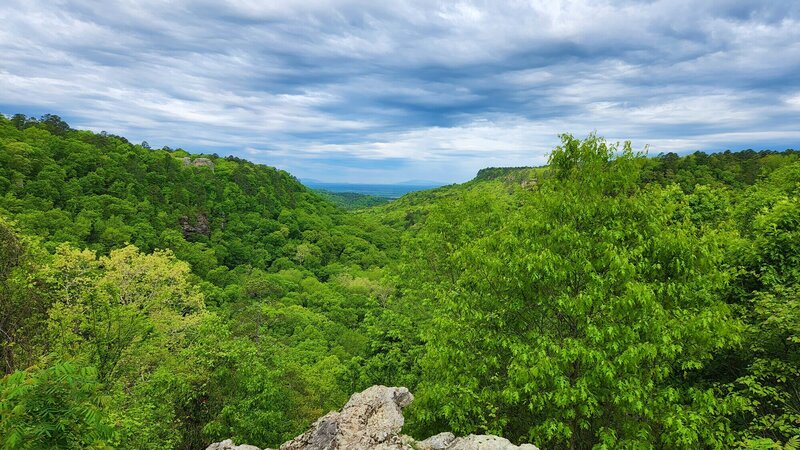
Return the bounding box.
[1,114,798,449]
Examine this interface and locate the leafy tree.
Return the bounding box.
[0,361,114,449]
[728,163,800,447]
[0,219,28,373]
[38,114,71,136]
[0,220,50,375]
[410,134,743,448]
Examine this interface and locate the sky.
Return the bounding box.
[1,1,799,183]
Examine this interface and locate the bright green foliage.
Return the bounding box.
[0,114,398,448]
[0,114,388,274]
[40,245,205,382]
[30,244,214,449]
[0,218,48,374]
[641,149,799,192]
[0,361,114,449]
[314,190,392,210]
[728,163,800,447]
[2,113,800,449]
[473,166,545,182]
[200,332,293,446]
[408,135,743,448]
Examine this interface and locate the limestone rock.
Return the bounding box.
[279,385,414,450]
[192,157,215,169]
[416,432,456,449]
[179,213,210,237]
[448,435,539,450]
[205,439,265,450]
[206,386,539,450]
[179,156,215,170]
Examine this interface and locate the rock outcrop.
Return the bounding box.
[180,156,216,170]
[280,385,413,450]
[179,213,211,238]
[205,386,538,450]
[206,440,261,450]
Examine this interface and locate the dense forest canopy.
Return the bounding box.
[0,114,798,449]
[312,190,392,210]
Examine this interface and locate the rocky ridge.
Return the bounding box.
[206,385,538,450]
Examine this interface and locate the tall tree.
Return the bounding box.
[412,134,742,449]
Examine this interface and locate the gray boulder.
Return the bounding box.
[280,385,414,450]
[206,386,539,450]
[448,435,539,450]
[206,439,265,450]
[417,432,456,449]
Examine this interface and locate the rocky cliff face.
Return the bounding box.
[206,385,538,450]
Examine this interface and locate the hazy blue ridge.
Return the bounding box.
[302,181,443,199]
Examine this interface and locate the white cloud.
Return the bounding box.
[1,0,799,183]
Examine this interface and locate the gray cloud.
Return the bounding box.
[1,0,799,182]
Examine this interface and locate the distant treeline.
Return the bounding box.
[313,190,392,210]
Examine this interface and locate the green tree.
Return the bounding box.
[729,163,800,447]
[0,220,50,375]
[0,361,114,449]
[411,134,743,449]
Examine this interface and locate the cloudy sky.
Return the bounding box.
[2,1,799,183]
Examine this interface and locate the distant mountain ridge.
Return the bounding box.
[302,181,443,199]
[301,178,443,186]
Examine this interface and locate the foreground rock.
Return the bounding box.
[205,385,538,450]
[205,439,261,450]
[280,385,413,450]
[448,435,538,450]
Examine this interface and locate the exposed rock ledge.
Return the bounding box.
[206,385,538,450]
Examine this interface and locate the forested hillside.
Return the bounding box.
[1,115,799,449]
[0,114,398,449]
